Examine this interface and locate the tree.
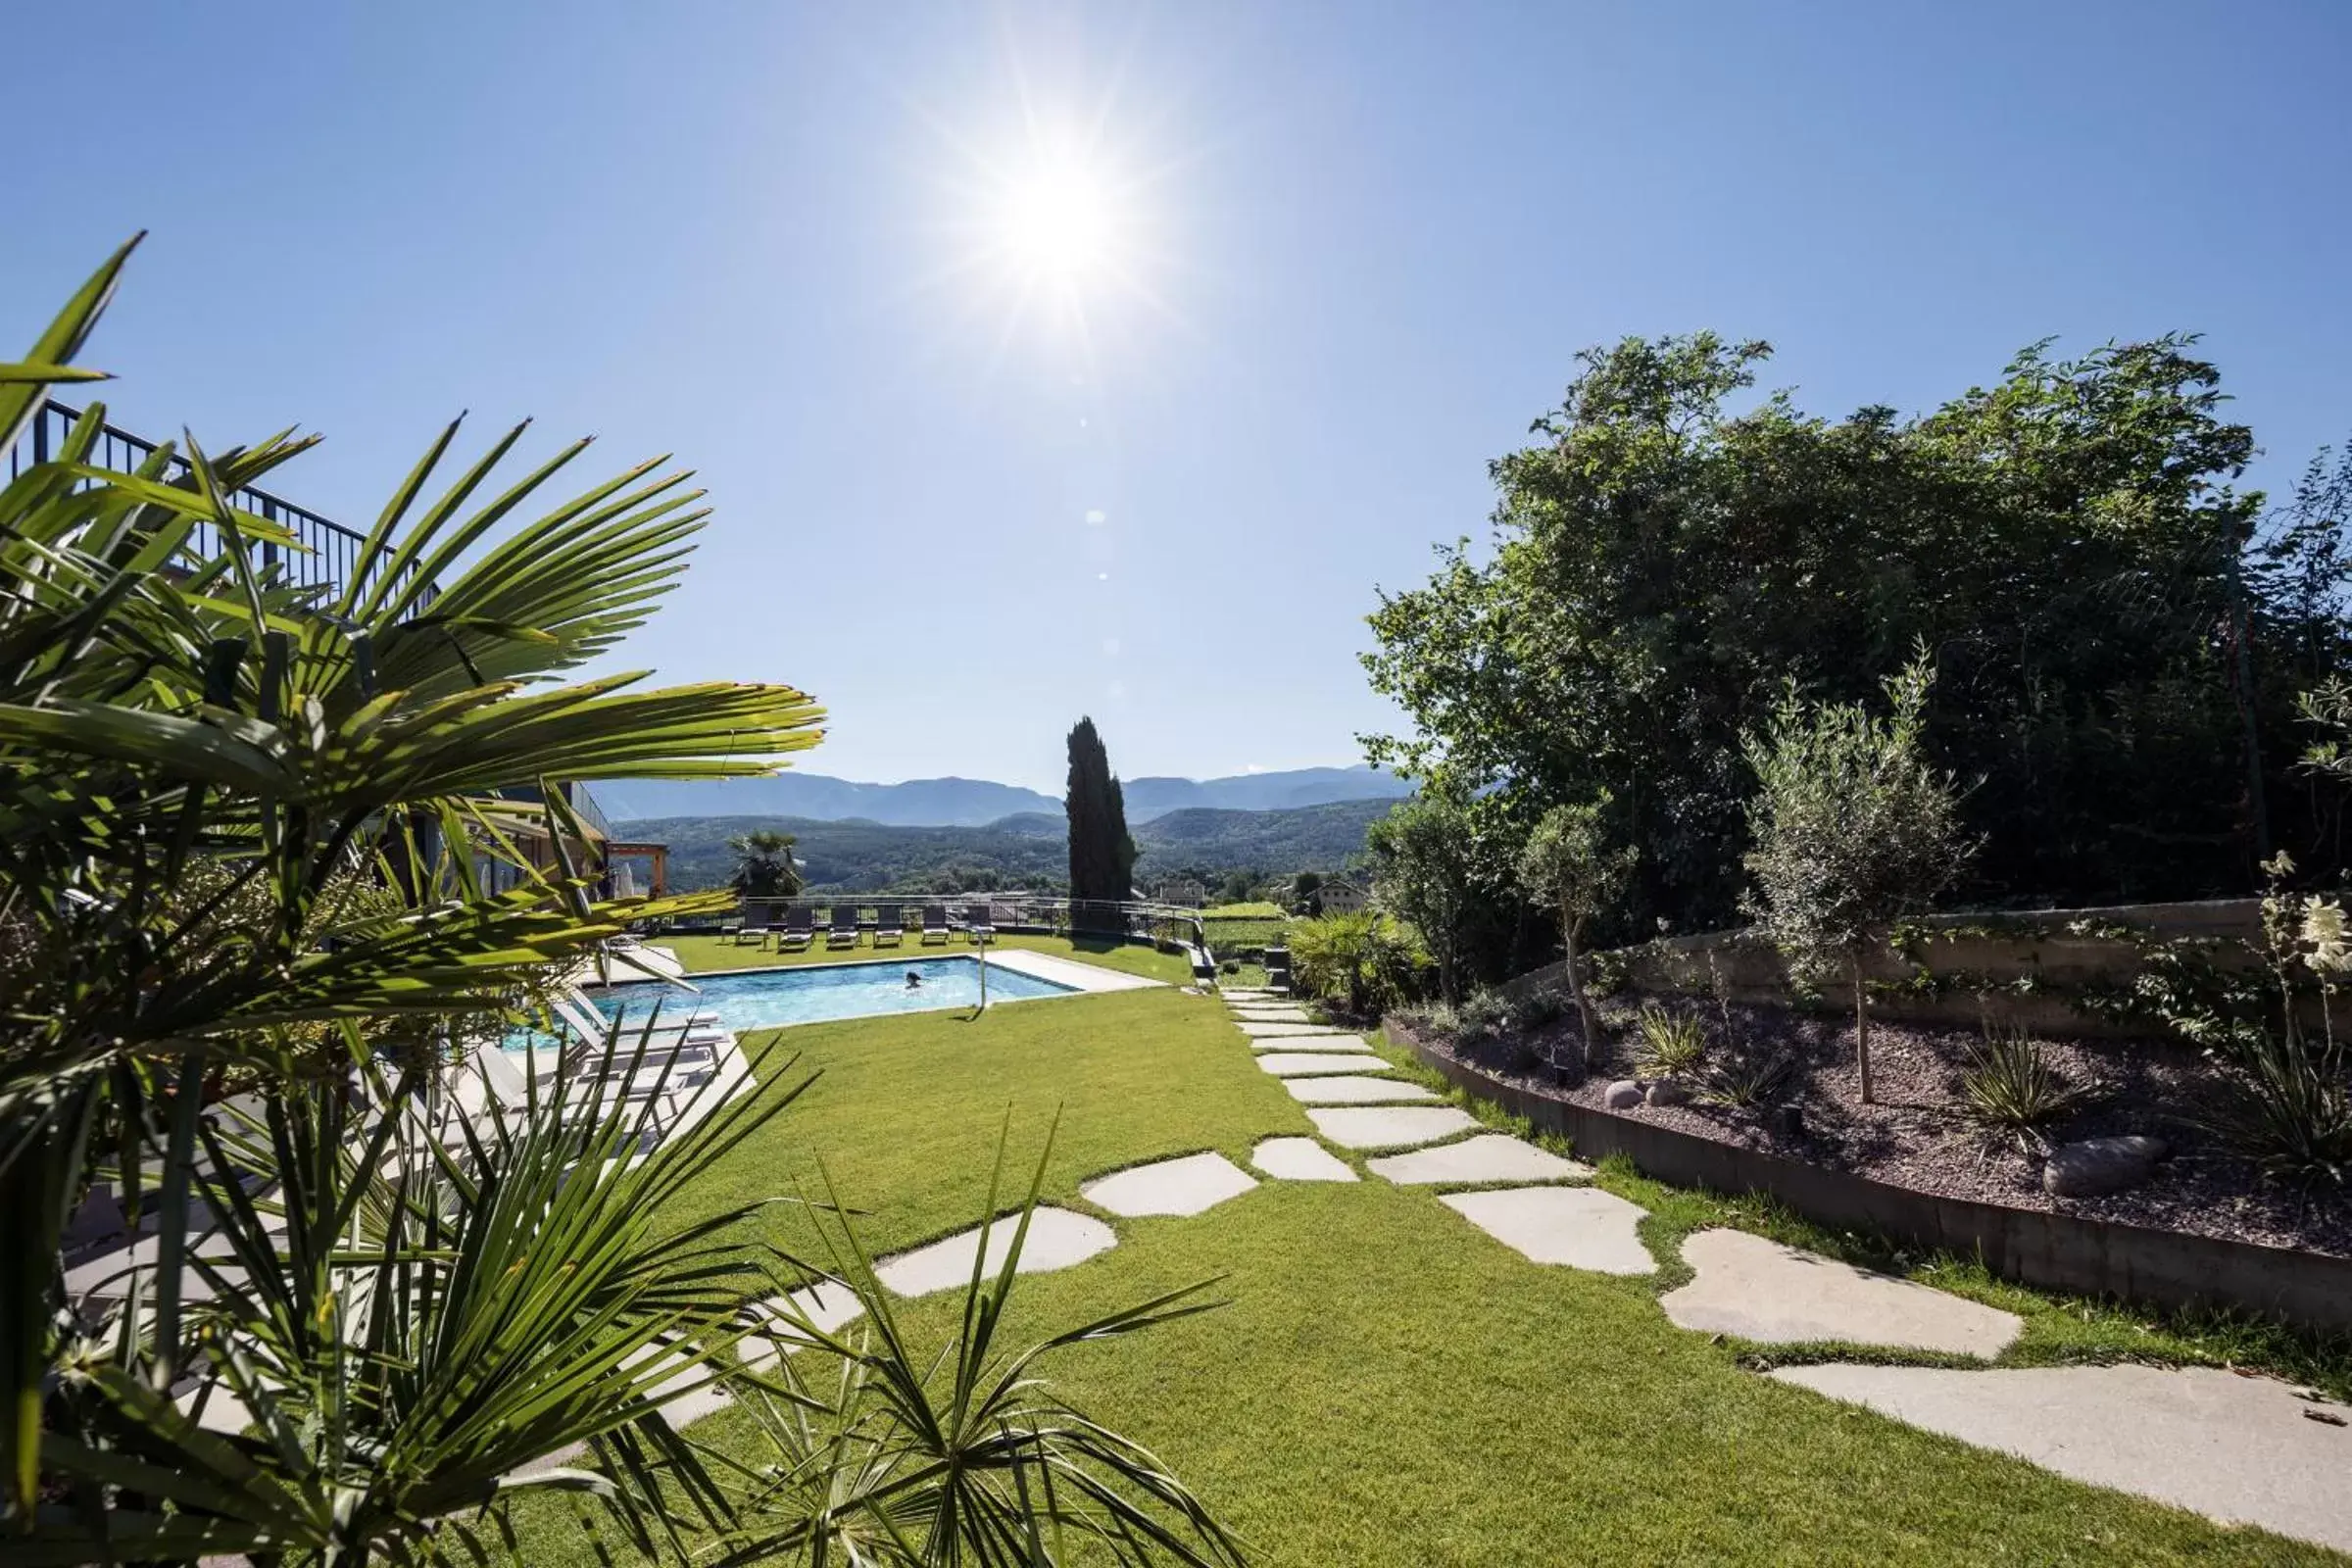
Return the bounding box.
[1364,332,2335,956]
[1064,715,1136,905]
[1741,655,1974,1102]
[1365,793,1484,1002]
[1516,795,1636,1068]
[727,825,803,897]
[1292,869,1324,914]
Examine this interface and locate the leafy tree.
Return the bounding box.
[1365,332,2344,952]
[1365,793,1485,1002]
[727,825,803,897]
[1064,715,1137,904]
[1292,869,1324,914]
[1740,656,1974,1102]
[1516,795,1636,1067]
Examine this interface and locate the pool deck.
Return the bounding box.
[979,947,1164,993]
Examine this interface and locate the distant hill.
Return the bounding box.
[589,764,1409,827]
[624,797,1400,895]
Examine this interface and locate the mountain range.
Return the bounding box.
[625,799,1399,894]
[589,764,1411,827]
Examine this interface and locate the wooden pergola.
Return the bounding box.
[606,840,669,897]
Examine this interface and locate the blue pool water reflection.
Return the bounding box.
[582,955,1074,1035]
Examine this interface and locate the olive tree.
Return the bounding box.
[1741,656,1973,1102]
[1516,795,1635,1069]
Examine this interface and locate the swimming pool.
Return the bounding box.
[579,956,1076,1035]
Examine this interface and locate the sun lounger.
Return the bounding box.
[872,904,905,948]
[825,905,859,950]
[777,905,814,952]
[920,905,950,945]
[965,902,995,945]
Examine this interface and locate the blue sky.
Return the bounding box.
[7,2,2349,792]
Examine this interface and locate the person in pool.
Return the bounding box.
[905,969,922,990]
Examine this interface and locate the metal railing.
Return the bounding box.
[7,400,428,609]
[726,893,1207,950]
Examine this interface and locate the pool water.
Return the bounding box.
[580,955,1075,1035]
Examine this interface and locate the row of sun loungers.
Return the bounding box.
[738,905,997,952]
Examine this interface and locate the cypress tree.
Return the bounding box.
[1065,716,1137,904]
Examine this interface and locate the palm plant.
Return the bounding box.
[730,829,805,899]
[0,243,1246,1566]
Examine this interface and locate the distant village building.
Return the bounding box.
[1316,877,1368,914]
[1155,875,1208,906]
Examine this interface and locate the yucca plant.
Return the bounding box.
[1956,1023,2086,1147]
[673,1127,1248,1567]
[1632,1006,1706,1080]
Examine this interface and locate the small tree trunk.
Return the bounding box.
[1562,918,1598,1069]
[1850,951,1874,1104]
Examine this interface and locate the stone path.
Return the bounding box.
[1238,1019,1367,1038]
[1661,1229,2023,1357]
[1304,1104,1482,1150]
[875,1207,1117,1298]
[1250,1136,1357,1181]
[1082,1152,1257,1217]
[1283,1075,1440,1105]
[1249,1033,1373,1053]
[1255,1051,1396,1077]
[1441,1187,1656,1275]
[1772,1363,2352,1555]
[1366,1134,1592,1186]
[740,1280,865,1367]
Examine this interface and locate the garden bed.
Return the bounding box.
[1392,999,2352,1261]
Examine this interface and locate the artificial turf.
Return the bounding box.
[519,964,2343,1564]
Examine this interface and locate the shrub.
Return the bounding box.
[1288,909,1429,1015]
[1701,1042,1796,1108]
[2199,1028,2352,1189]
[1958,1023,2087,1144]
[1634,1005,1707,1079]
[1741,654,1974,1103]
[1511,988,1569,1030]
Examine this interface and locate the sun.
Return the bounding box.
[995,155,1120,283]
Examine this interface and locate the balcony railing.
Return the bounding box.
[7,400,429,609]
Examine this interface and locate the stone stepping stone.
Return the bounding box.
[1220,990,1276,1001]
[739,1279,865,1366]
[1249,1033,1371,1052]
[1284,1075,1440,1105]
[1442,1187,1656,1275]
[1250,1136,1358,1182]
[1771,1363,2352,1555]
[1238,1019,1360,1038]
[1305,1105,1480,1151]
[1662,1229,2022,1356]
[874,1208,1116,1298]
[1256,1052,1395,1077]
[1366,1134,1592,1186]
[1081,1152,1257,1217]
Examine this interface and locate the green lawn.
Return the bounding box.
[523,974,2343,1564]
[1201,901,1285,918]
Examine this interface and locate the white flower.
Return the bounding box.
[2302,897,2352,974]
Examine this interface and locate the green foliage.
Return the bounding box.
[1741,655,1973,1101]
[1517,794,1635,1060]
[1287,909,1427,1016]
[1364,330,2348,941]
[1066,716,1138,903]
[1699,1041,1796,1108]
[1365,792,1487,1002]
[1633,1005,1708,1079]
[1957,1024,2089,1145]
[727,825,803,898]
[2198,1027,2352,1191]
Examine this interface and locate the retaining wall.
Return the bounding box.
[1396,1026,2352,1335]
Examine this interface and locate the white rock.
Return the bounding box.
[1661,1229,2022,1356]
[1255,1052,1395,1077]
[1366,1135,1592,1186]
[874,1208,1117,1298]
[1441,1187,1655,1274]
[1080,1152,1257,1217]
[1772,1363,2352,1555]
[1250,1136,1358,1182]
[1284,1075,1440,1105]
[1304,1105,1481,1150]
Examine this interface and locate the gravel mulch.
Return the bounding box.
[1395,997,2352,1261]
